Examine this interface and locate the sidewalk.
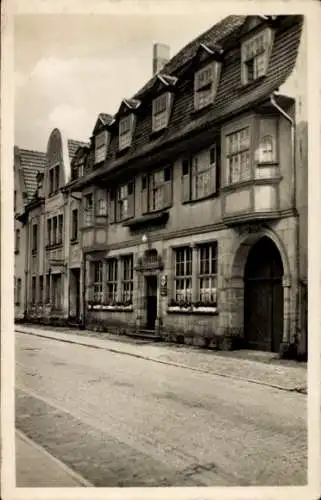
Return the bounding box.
[16,324,307,394]
[16,430,92,487]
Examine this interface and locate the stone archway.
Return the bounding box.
[244,237,284,352]
[226,228,292,353]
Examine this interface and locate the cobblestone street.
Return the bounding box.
[16,329,307,487]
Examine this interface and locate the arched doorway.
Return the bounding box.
[244,236,284,352]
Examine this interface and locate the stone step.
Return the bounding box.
[124,329,161,342]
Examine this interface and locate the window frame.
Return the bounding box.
[241,27,274,85]
[121,255,133,304]
[106,258,118,304]
[152,92,171,132]
[225,126,251,185]
[94,130,108,165]
[83,193,94,226]
[92,261,103,304]
[194,62,219,111]
[197,243,218,306]
[119,115,133,151]
[174,247,192,305]
[116,181,134,221]
[71,208,79,241]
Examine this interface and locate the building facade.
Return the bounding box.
[14,146,47,321]
[16,15,307,359]
[19,129,87,325]
[62,15,307,359]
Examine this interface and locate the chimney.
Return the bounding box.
[153,43,170,76]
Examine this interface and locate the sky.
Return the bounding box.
[14,12,225,152]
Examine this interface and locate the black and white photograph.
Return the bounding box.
[2,1,321,499]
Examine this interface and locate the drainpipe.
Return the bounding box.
[24,215,30,320]
[270,92,299,352]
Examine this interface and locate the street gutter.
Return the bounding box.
[16,328,307,395]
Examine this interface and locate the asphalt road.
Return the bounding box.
[15,331,307,487]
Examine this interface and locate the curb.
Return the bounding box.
[16,428,93,487]
[16,328,307,395]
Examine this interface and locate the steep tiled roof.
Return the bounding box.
[134,15,246,99]
[18,148,47,202]
[68,139,89,161]
[68,15,303,189]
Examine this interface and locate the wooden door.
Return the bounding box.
[146,276,157,330]
[244,237,284,352]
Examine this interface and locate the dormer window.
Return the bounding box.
[94,131,108,164]
[152,92,171,132]
[241,27,274,85]
[119,115,134,151]
[194,62,220,111]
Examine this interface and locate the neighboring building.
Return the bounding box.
[14,146,46,321]
[63,15,307,359]
[22,129,88,325]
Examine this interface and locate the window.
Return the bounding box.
[15,228,20,253]
[174,247,192,304]
[97,198,107,217]
[95,131,108,164]
[39,275,44,305]
[194,62,220,111]
[58,214,63,244]
[121,255,133,304]
[32,224,38,253]
[71,209,78,241]
[49,166,60,194]
[53,217,58,245]
[192,147,217,200]
[241,28,273,85]
[226,127,251,184]
[14,190,17,212]
[93,261,103,304]
[117,182,134,221]
[47,218,52,246]
[258,135,274,163]
[152,93,171,132]
[141,166,172,213]
[84,193,94,226]
[31,276,36,305]
[106,259,118,303]
[71,159,85,180]
[198,243,217,305]
[119,115,133,150]
[182,146,219,202]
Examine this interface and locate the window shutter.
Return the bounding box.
[163,180,172,208]
[181,159,190,202]
[108,190,116,223]
[141,176,148,214]
[127,192,134,219]
[209,147,217,194]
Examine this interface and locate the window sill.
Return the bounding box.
[31,250,38,256]
[221,176,282,193]
[149,127,167,139]
[88,304,133,312]
[167,305,218,315]
[46,243,63,250]
[70,238,79,245]
[190,102,214,118]
[182,192,218,205]
[236,75,266,92]
[123,210,169,229]
[256,161,279,167]
[116,145,131,156]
